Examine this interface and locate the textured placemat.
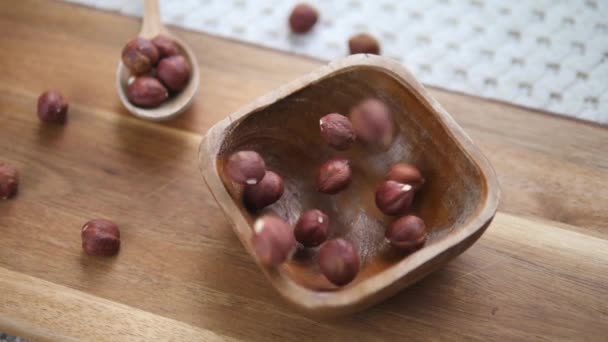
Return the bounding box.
[67,0,608,123]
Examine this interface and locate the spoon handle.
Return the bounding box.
[140,0,163,38]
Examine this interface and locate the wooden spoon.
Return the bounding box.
[116,0,200,121]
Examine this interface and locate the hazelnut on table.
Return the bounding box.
[289,3,319,33]
[37,90,68,124]
[0,161,18,199]
[81,219,121,257]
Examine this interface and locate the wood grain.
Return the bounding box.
[0,0,606,340]
[1,1,606,234]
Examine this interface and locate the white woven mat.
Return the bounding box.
[66,0,608,124]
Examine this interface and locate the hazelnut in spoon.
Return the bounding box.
[116,0,200,121]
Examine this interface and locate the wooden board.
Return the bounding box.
[0,1,606,340]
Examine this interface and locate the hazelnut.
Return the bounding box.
[350,98,394,147]
[385,163,425,190]
[0,161,18,199]
[151,35,180,58]
[348,33,381,55]
[126,76,169,108]
[294,209,329,247]
[243,170,284,210]
[319,113,355,150]
[81,219,121,257]
[121,37,159,74]
[37,90,68,124]
[252,216,296,267]
[289,3,319,33]
[225,151,266,185]
[386,215,427,251]
[317,158,352,194]
[157,55,191,92]
[319,238,360,286]
[375,180,414,216]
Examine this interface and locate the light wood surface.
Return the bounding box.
[201,55,500,316]
[0,0,606,340]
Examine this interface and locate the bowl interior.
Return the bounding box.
[215,66,484,291]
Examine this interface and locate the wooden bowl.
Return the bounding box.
[199,55,500,317]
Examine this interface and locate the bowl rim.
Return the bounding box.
[199,54,500,315]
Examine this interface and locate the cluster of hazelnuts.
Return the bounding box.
[289,3,381,55]
[122,35,191,108]
[224,98,427,287]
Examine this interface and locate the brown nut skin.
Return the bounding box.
[37,90,68,124]
[121,37,159,75]
[319,113,356,150]
[0,161,19,199]
[348,33,381,55]
[225,151,266,185]
[317,159,352,194]
[385,163,425,190]
[243,170,284,210]
[350,98,394,148]
[294,209,329,247]
[319,238,360,286]
[157,55,191,92]
[81,219,121,257]
[126,76,169,108]
[289,3,319,33]
[375,180,415,216]
[252,216,296,267]
[386,215,427,251]
[151,35,180,58]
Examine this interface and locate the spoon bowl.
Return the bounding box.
[116,0,200,121]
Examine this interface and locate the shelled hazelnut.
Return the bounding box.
[252,215,296,267]
[375,180,415,216]
[126,76,169,108]
[350,98,394,148]
[37,90,68,124]
[152,35,180,58]
[319,113,355,150]
[244,170,284,210]
[122,37,159,75]
[225,151,266,185]
[317,158,352,194]
[157,55,191,92]
[289,3,319,33]
[348,33,380,55]
[0,161,18,199]
[81,219,121,257]
[294,209,329,247]
[386,215,427,251]
[386,163,424,190]
[319,238,360,286]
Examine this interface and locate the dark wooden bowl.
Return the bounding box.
[199,55,500,317]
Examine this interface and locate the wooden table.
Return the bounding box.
[0,1,606,341]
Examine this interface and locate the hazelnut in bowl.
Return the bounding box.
[199,55,500,317]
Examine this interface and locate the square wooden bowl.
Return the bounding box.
[199,55,500,317]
